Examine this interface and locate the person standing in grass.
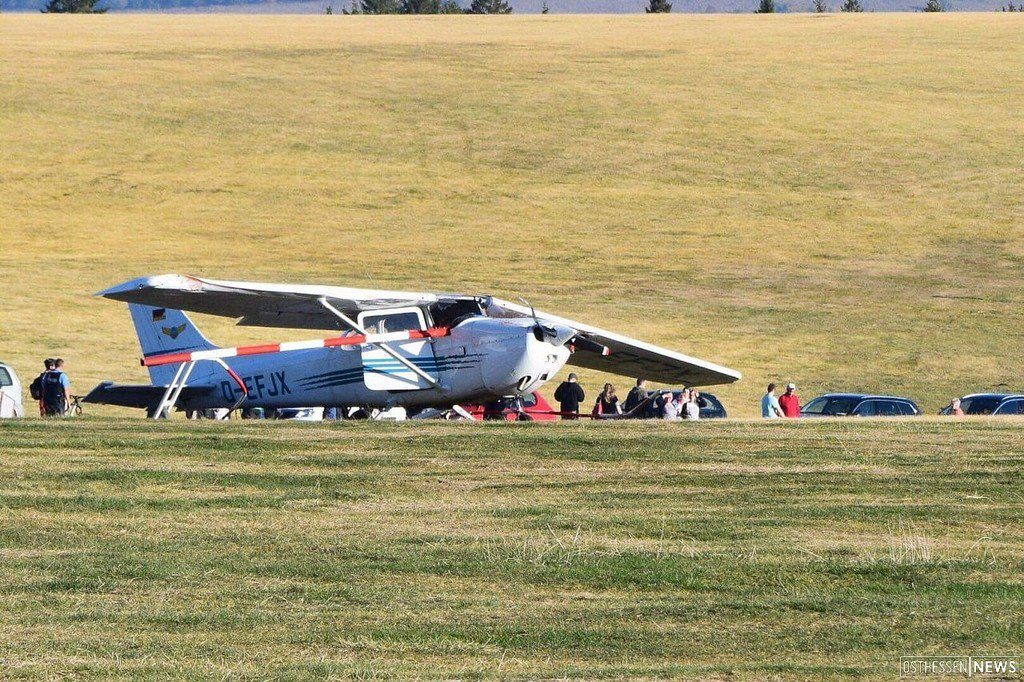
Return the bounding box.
[762,383,784,419]
[593,383,622,417]
[623,378,647,414]
[30,358,55,417]
[40,358,70,417]
[778,382,801,418]
[553,373,586,420]
[685,389,701,420]
[661,391,680,420]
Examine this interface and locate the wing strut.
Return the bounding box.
[317,297,444,390]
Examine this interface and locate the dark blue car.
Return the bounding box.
[801,393,921,417]
[637,390,728,419]
[940,394,1024,416]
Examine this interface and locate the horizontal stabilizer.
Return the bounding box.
[83,382,215,410]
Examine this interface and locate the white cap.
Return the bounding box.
[787,383,796,390]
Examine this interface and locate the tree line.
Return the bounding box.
[651,0,952,10]
[38,0,1020,14]
[336,0,510,12]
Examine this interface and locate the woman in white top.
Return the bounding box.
[685,390,701,420]
[661,392,679,420]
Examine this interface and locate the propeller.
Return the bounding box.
[518,297,561,342]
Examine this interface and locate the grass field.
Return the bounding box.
[2,14,1023,416]
[0,417,1021,677]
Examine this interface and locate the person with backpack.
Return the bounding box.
[40,358,71,417]
[30,358,54,417]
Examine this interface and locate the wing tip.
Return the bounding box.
[95,274,192,300]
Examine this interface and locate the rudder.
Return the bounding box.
[128,304,217,385]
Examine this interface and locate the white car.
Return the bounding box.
[0,361,24,418]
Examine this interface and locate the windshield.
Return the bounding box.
[959,396,1005,415]
[0,367,11,387]
[802,396,860,416]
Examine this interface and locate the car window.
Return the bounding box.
[520,393,537,408]
[696,396,710,409]
[804,396,860,416]
[995,399,1024,415]
[853,400,875,416]
[0,367,11,388]
[874,400,901,417]
[897,402,917,416]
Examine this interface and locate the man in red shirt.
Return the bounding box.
[778,383,802,418]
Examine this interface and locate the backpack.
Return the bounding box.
[41,370,66,405]
[29,373,45,401]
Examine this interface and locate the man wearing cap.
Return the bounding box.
[778,383,802,418]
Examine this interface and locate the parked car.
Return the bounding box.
[0,362,23,418]
[608,390,727,419]
[0,361,24,418]
[466,392,559,422]
[801,393,920,417]
[939,394,1024,416]
[274,407,325,421]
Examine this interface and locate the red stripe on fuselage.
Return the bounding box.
[141,327,452,367]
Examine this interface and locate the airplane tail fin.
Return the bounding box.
[128,304,218,385]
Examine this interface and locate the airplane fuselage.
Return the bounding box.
[176,317,571,412]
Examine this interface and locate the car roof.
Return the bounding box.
[653,388,717,394]
[811,393,917,402]
[959,393,1024,400]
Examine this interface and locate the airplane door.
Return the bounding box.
[357,308,439,391]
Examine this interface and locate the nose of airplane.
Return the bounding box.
[479,320,572,396]
[543,323,577,348]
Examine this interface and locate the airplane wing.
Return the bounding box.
[98,275,741,386]
[485,298,741,387]
[97,274,472,331]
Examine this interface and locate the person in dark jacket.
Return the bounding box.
[30,358,55,417]
[593,383,622,417]
[623,378,647,415]
[553,373,586,420]
[40,358,70,417]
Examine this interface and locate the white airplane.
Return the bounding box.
[84,274,741,418]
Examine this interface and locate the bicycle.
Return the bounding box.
[66,395,84,417]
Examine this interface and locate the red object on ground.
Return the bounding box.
[465,392,560,422]
[779,393,801,418]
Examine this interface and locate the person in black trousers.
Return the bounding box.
[553,373,586,420]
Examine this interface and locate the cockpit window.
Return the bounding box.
[0,367,11,387]
[361,312,423,334]
[429,299,485,328]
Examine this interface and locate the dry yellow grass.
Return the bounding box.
[1,14,1023,415]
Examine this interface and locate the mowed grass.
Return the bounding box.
[2,15,1024,415]
[0,418,1021,678]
